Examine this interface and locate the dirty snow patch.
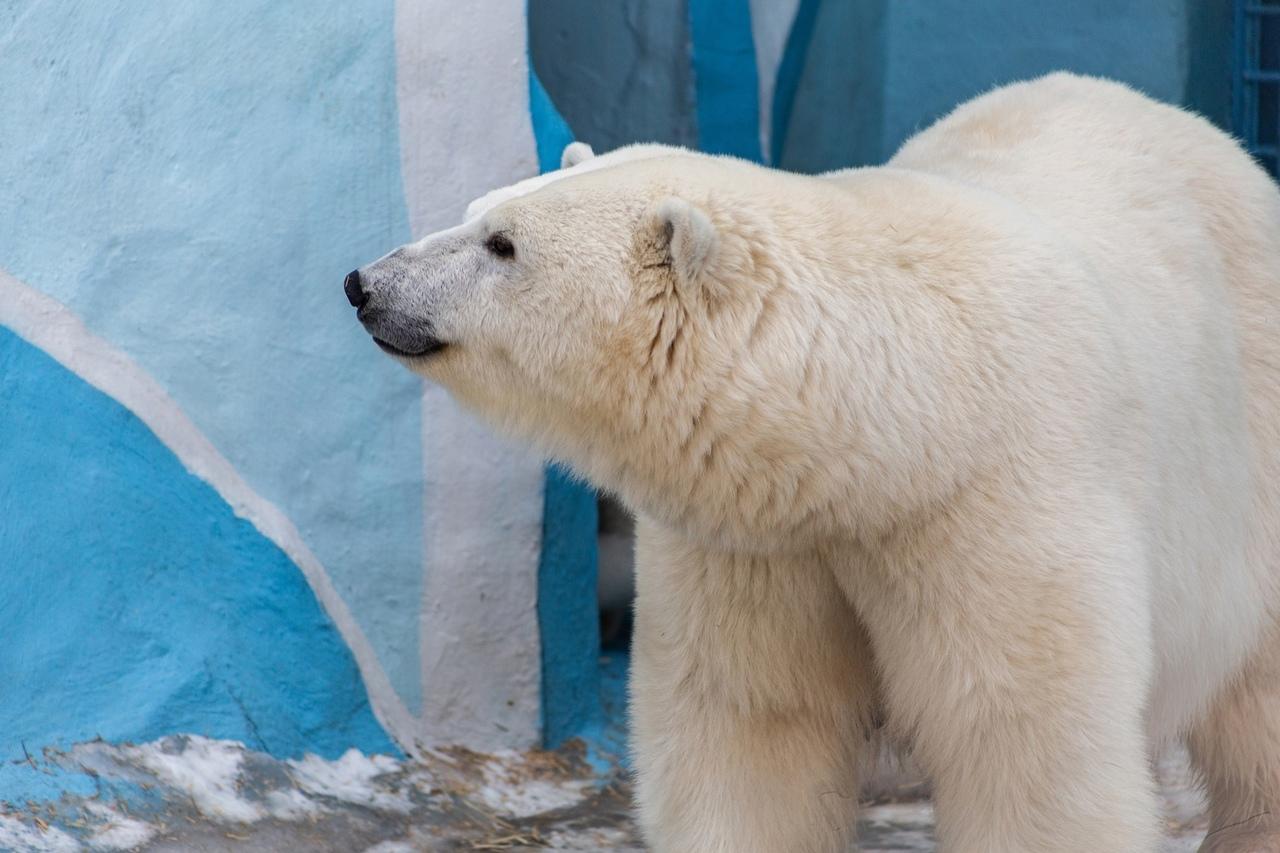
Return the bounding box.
[264,787,322,820]
[82,801,157,851]
[474,750,591,818]
[543,826,641,851]
[360,842,418,853]
[0,814,82,853]
[120,735,262,823]
[287,749,410,813]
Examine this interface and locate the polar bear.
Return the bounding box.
[345,74,1280,852]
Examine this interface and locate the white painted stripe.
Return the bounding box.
[418,387,546,750]
[749,0,802,164]
[0,268,418,754]
[395,0,540,240]
[395,0,548,750]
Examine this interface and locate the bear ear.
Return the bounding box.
[560,141,595,170]
[650,197,718,287]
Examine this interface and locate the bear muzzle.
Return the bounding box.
[344,267,447,359]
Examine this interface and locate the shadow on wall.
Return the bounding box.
[528,0,700,153]
[597,497,636,647]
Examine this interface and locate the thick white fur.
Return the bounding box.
[383,74,1280,852]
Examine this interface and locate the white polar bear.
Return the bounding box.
[348,74,1280,852]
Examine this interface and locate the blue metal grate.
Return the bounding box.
[1235,0,1280,176]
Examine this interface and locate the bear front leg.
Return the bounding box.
[841,495,1161,852]
[629,519,878,853]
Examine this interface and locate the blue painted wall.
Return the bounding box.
[528,0,700,153]
[879,0,1189,158]
[687,0,763,160]
[528,72,606,749]
[0,0,425,716]
[775,0,888,172]
[537,467,603,748]
[0,329,393,802]
[533,1,1233,176]
[769,0,823,167]
[777,0,1236,172]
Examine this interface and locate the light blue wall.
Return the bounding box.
[0,1,425,716]
[0,329,393,803]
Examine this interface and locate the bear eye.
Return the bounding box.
[485,233,515,260]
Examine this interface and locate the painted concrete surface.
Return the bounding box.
[777,0,1235,172]
[1,0,589,769]
[776,0,888,173]
[0,327,393,807]
[530,0,801,163]
[538,467,603,749]
[878,0,1193,157]
[395,0,550,751]
[688,0,764,161]
[0,0,425,727]
[528,0,700,154]
[525,74,607,752]
[0,268,416,760]
[748,0,803,164]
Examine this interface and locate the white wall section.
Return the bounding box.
[749,0,802,164]
[395,0,548,750]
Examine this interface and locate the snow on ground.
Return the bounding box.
[0,734,620,851]
[474,749,594,818]
[80,802,156,851]
[358,842,419,853]
[287,750,412,813]
[0,814,82,853]
[119,736,263,823]
[0,736,1215,851]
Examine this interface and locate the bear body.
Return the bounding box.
[352,74,1280,852]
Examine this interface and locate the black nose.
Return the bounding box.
[344,269,367,308]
